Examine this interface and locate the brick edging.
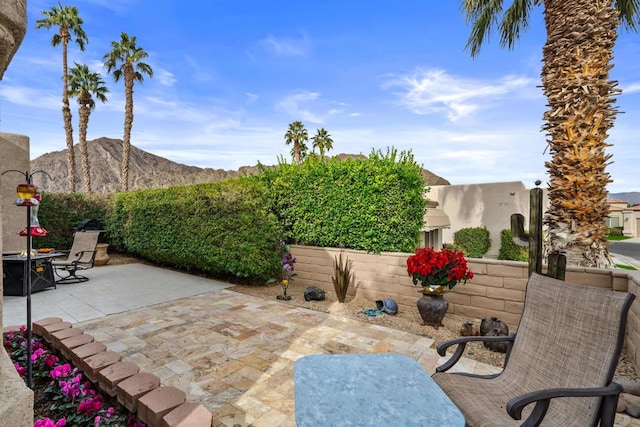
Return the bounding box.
[6,318,212,427]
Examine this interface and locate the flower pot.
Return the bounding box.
[94,243,110,266]
[416,292,448,329]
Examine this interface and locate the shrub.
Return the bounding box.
[498,229,529,262]
[104,178,283,281]
[36,193,110,249]
[255,147,426,253]
[608,226,624,236]
[453,227,491,258]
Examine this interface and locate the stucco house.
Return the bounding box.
[425,183,639,258]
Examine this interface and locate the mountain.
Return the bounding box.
[30,138,450,193]
[610,192,640,205]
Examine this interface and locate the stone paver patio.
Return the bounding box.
[76,289,500,426]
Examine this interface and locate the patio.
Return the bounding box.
[3,263,640,426]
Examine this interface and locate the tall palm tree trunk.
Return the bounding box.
[541,0,619,267]
[61,37,76,193]
[294,140,300,165]
[78,102,91,193]
[121,66,135,191]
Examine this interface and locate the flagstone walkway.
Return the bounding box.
[75,289,501,426]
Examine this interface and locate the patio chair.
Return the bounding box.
[52,231,100,284]
[433,272,635,427]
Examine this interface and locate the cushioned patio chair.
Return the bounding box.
[433,272,635,427]
[52,231,100,284]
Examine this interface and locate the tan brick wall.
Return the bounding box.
[292,245,640,374]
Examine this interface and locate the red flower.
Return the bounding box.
[406,247,473,290]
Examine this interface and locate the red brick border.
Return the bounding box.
[9,319,214,427]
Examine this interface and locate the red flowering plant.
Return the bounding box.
[406,247,473,294]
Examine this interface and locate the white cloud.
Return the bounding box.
[155,69,177,87]
[276,91,344,124]
[258,33,310,57]
[0,85,60,109]
[622,82,640,94]
[246,93,259,104]
[383,68,536,122]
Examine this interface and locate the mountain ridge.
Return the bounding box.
[30,137,450,193]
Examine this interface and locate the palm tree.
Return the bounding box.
[103,32,153,191]
[284,121,309,165]
[462,1,639,268]
[311,128,334,160]
[35,3,88,193]
[68,63,109,193]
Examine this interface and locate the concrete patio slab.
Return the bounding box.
[2,263,232,325]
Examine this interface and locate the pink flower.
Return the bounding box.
[31,348,46,361]
[34,418,66,427]
[50,363,72,379]
[19,325,26,332]
[6,331,14,340]
[44,354,59,368]
[78,396,102,415]
[13,363,26,376]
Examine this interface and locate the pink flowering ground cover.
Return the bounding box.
[4,326,145,427]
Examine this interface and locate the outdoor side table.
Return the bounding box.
[294,353,465,426]
[2,252,65,296]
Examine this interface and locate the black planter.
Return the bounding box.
[416,293,449,329]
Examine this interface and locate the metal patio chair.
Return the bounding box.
[52,231,100,284]
[433,272,635,427]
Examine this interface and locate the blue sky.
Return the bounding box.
[1,1,639,192]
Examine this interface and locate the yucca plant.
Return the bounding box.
[332,253,354,303]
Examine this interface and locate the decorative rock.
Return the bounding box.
[162,402,212,427]
[480,317,509,353]
[618,397,628,413]
[137,386,186,426]
[626,403,640,418]
[117,373,161,413]
[619,379,640,396]
[460,321,478,337]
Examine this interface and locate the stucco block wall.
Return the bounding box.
[293,245,640,372]
[1,133,30,253]
[430,182,549,258]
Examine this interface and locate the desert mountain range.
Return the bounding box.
[30,138,451,193]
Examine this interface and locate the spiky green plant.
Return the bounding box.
[332,252,354,303]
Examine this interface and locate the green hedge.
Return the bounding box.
[453,227,491,258]
[35,193,110,249]
[608,226,624,236]
[254,148,426,253]
[498,229,529,262]
[104,178,282,280]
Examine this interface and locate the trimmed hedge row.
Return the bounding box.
[254,148,426,253]
[33,148,427,282]
[105,179,283,280]
[36,193,109,250]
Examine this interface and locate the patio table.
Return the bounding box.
[2,252,65,296]
[294,353,465,426]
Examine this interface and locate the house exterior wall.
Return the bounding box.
[623,209,640,237]
[1,133,30,253]
[292,244,640,373]
[429,182,548,258]
[0,2,33,425]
